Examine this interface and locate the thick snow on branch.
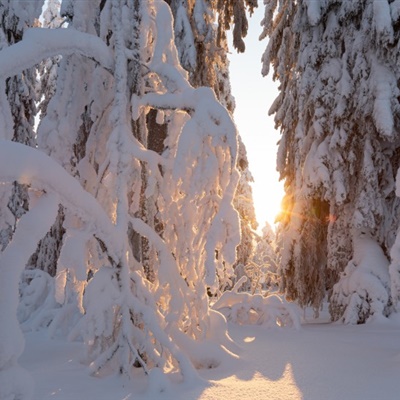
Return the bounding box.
[174,4,196,71]
[0,140,119,256]
[131,0,240,295]
[148,0,190,92]
[305,0,321,25]
[0,140,198,379]
[0,28,114,80]
[129,217,189,322]
[371,61,395,138]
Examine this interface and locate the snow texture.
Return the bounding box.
[0,28,114,80]
[18,315,400,400]
[330,230,391,324]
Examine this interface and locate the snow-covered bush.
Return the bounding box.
[244,261,267,294]
[213,277,301,329]
[18,267,85,338]
[330,230,391,324]
[253,222,279,290]
[232,222,278,294]
[18,269,56,326]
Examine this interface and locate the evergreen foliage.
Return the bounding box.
[262,0,400,319]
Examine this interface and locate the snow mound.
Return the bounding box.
[147,367,171,395]
[0,364,34,400]
[330,230,391,324]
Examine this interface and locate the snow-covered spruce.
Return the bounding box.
[330,229,391,324]
[249,222,279,292]
[262,0,400,317]
[232,139,259,291]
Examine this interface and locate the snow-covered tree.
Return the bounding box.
[253,222,278,289]
[262,0,400,319]
[168,0,258,85]
[168,0,258,291]
[0,0,242,396]
[233,138,258,276]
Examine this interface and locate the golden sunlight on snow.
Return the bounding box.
[202,364,303,400]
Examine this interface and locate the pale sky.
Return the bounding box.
[228,6,284,231]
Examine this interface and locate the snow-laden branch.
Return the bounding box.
[129,217,189,322]
[0,28,114,79]
[0,141,198,375]
[148,0,191,93]
[0,140,119,257]
[136,87,237,152]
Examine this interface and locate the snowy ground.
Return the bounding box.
[20,309,400,400]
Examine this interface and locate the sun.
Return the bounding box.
[252,178,284,231]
